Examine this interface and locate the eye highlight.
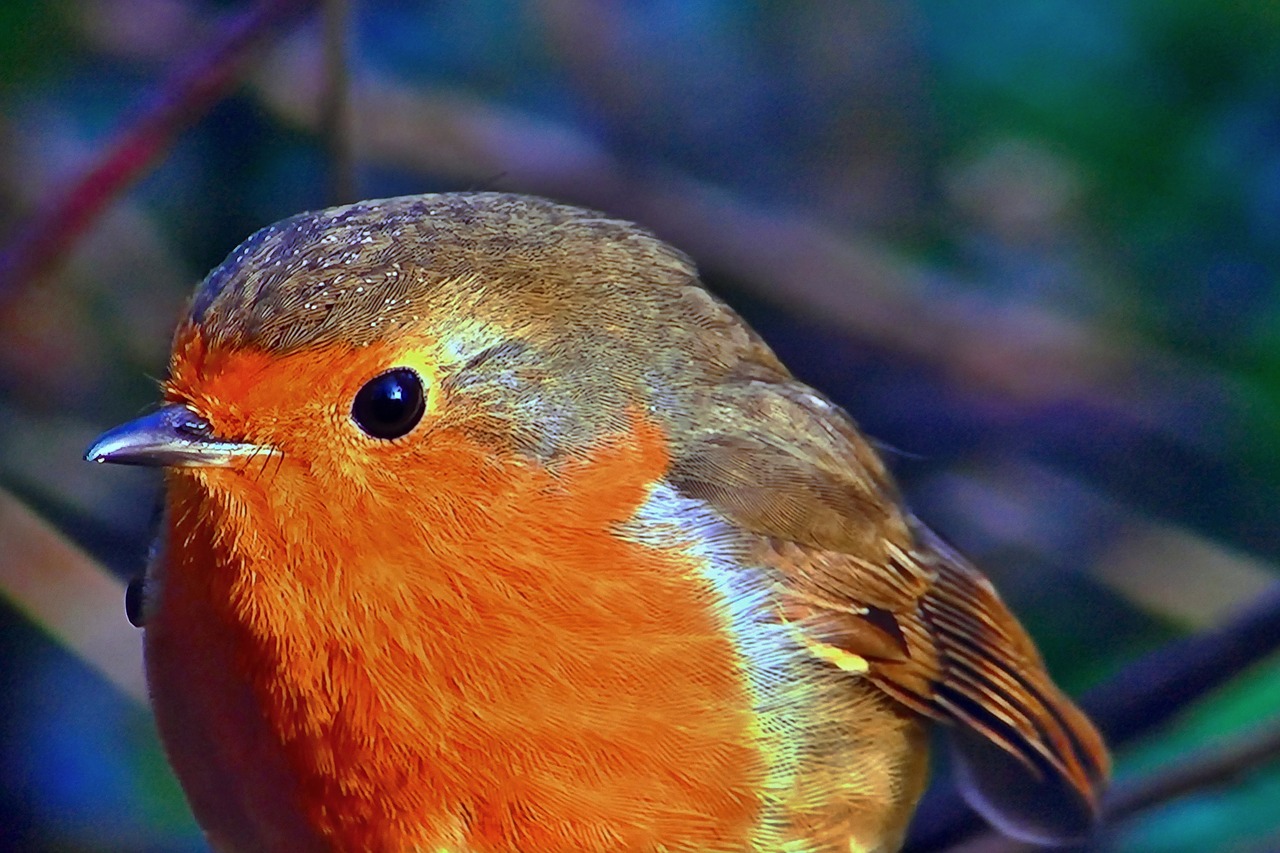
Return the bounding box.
[351,368,426,440]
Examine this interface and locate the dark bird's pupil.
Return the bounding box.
[352,368,426,439]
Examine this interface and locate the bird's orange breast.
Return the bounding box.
[148,373,773,852]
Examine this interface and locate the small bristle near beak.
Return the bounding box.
[86,404,265,468]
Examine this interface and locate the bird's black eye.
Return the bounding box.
[352,368,426,440]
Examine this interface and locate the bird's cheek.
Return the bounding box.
[314,425,401,486]
[254,405,344,458]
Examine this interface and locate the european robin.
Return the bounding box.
[87,193,1108,853]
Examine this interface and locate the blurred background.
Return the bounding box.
[1,1,1279,851]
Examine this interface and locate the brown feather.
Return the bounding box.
[669,369,1109,843]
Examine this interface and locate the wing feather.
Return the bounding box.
[667,375,1109,844]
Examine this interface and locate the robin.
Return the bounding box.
[87,193,1108,853]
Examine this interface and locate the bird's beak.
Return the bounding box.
[85,404,265,468]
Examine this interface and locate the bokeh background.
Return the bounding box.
[2,1,1279,851]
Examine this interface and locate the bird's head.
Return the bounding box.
[86,193,796,534]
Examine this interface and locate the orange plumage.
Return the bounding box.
[88,193,1108,853]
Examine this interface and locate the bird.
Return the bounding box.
[86,193,1108,853]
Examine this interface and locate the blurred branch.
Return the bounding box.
[909,583,1280,851]
[0,0,319,305]
[0,486,144,703]
[943,721,1280,853]
[1083,583,1280,745]
[320,0,356,204]
[1107,721,1280,823]
[251,43,1134,411]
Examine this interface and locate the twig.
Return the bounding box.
[1084,584,1280,745]
[320,0,356,203]
[0,0,319,304]
[0,487,144,703]
[1107,722,1280,822]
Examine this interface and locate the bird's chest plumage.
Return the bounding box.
[145,434,867,853]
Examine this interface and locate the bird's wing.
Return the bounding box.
[666,377,1109,843]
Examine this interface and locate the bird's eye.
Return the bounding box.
[351,368,426,440]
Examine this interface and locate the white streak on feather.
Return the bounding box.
[624,480,813,852]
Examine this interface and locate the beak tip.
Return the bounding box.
[84,428,138,466]
[82,409,185,468]
[84,440,109,464]
[85,405,264,469]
